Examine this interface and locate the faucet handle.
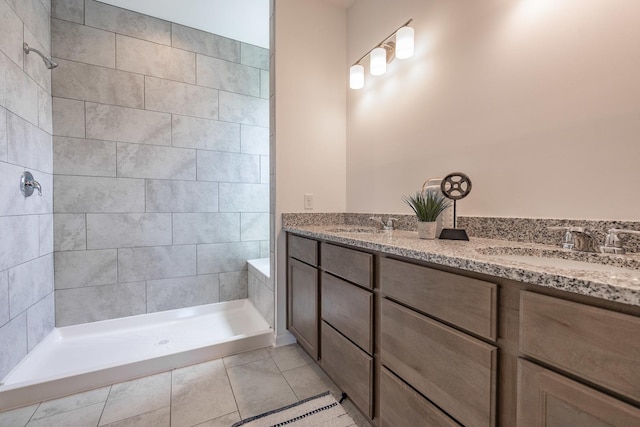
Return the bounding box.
[601,228,640,255]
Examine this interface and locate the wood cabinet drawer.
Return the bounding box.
[321,272,373,354]
[288,234,318,266]
[321,243,373,289]
[517,359,640,426]
[380,257,497,340]
[520,291,640,403]
[380,367,461,427]
[381,298,497,427]
[287,257,318,359]
[320,321,373,418]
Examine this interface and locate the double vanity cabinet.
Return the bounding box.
[287,231,640,426]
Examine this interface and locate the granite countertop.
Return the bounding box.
[283,224,640,307]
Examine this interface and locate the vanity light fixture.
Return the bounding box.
[349,19,414,90]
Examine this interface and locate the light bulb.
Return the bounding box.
[370,47,386,76]
[350,64,364,89]
[396,26,414,59]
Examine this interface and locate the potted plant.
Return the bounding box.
[403,190,451,239]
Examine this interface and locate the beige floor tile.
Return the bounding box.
[283,363,341,401]
[267,344,313,372]
[26,402,104,427]
[171,359,237,427]
[222,348,270,368]
[227,357,298,419]
[99,372,171,425]
[101,406,169,427]
[0,404,38,427]
[32,386,110,420]
[194,411,241,426]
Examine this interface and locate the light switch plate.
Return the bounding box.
[304,194,313,210]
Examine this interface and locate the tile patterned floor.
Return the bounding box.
[0,344,372,427]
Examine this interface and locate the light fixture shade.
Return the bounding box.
[350,64,364,89]
[395,26,414,59]
[370,47,387,76]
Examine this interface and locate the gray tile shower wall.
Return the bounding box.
[0,0,54,379]
[51,0,270,326]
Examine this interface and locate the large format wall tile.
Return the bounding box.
[53,136,116,177]
[0,215,39,271]
[85,102,171,146]
[54,249,117,289]
[54,176,145,213]
[52,97,85,138]
[54,213,86,251]
[7,111,52,173]
[261,156,269,184]
[52,58,144,109]
[118,245,196,282]
[26,291,54,351]
[84,0,171,45]
[0,107,7,161]
[52,18,115,68]
[117,35,195,84]
[37,85,53,134]
[220,271,248,301]
[147,274,219,313]
[117,143,196,180]
[240,125,269,155]
[0,270,9,327]
[171,115,239,152]
[55,282,146,326]
[197,151,260,183]
[241,213,269,241]
[171,23,239,62]
[146,180,218,213]
[39,213,53,256]
[86,213,172,249]
[249,273,274,328]
[0,51,39,125]
[219,91,269,127]
[219,183,269,212]
[51,0,84,24]
[197,55,260,97]
[240,43,269,70]
[145,76,218,120]
[6,0,50,50]
[173,213,240,245]
[8,254,54,317]
[260,70,269,99]
[0,0,25,67]
[197,242,260,274]
[0,313,27,379]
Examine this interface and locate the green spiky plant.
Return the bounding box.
[403,190,451,222]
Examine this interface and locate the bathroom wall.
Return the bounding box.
[0,0,54,379]
[346,0,640,221]
[274,0,348,338]
[51,0,269,326]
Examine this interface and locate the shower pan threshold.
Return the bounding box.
[0,299,273,411]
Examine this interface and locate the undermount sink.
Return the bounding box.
[326,227,387,234]
[477,247,640,277]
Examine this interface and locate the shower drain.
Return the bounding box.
[157,339,170,345]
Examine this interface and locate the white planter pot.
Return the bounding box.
[417,221,438,239]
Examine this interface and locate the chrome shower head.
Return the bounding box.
[23,42,58,69]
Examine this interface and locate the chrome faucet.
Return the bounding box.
[548,226,599,253]
[369,216,398,231]
[601,229,640,255]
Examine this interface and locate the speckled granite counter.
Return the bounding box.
[283,224,640,307]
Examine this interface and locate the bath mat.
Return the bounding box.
[232,391,356,427]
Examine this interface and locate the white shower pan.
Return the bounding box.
[0,299,273,411]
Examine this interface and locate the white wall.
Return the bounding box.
[346,0,640,221]
[274,0,347,337]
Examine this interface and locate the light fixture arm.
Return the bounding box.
[352,19,413,66]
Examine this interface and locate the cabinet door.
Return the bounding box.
[288,257,319,359]
[517,359,640,427]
